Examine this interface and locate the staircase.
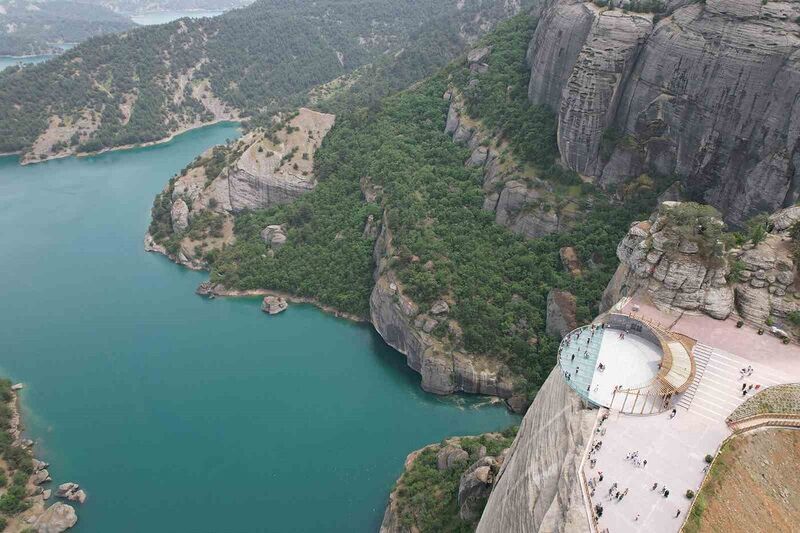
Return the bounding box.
[677,343,713,410]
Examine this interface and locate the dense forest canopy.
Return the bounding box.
[0,0,531,156]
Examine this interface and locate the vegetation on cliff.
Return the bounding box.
[390,429,517,533]
[209,14,671,397]
[0,379,33,519]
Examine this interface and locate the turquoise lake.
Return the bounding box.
[0,124,519,531]
[131,9,225,25]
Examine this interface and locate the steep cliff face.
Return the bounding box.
[370,219,521,403]
[477,366,594,533]
[221,109,335,212]
[145,108,334,269]
[602,202,800,326]
[528,0,800,225]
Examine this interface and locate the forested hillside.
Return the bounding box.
[0,0,135,56]
[0,0,529,162]
[203,14,671,400]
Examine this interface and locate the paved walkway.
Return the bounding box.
[579,296,800,533]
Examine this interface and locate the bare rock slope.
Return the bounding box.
[145,108,334,270]
[528,0,800,225]
[477,366,594,533]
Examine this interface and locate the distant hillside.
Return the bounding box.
[0,0,529,162]
[0,0,135,56]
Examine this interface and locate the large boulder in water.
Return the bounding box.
[261,296,288,315]
[33,502,78,533]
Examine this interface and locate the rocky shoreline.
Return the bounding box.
[195,282,367,323]
[13,118,243,167]
[4,383,82,533]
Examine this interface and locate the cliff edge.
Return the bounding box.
[477,366,594,533]
[528,0,800,226]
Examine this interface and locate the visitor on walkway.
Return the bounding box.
[652,482,658,491]
[675,509,681,518]
[643,459,647,468]
[664,489,670,498]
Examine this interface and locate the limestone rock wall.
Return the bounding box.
[602,203,800,325]
[370,219,520,403]
[224,108,335,212]
[528,0,800,226]
[476,366,594,533]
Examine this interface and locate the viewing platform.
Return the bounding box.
[558,313,696,415]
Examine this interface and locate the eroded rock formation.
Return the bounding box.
[370,217,521,405]
[445,83,576,239]
[546,289,578,339]
[528,0,800,226]
[145,108,334,270]
[602,202,800,326]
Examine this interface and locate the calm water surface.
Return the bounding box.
[131,9,224,25]
[0,124,518,531]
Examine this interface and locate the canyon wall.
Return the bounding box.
[528,0,800,226]
[369,218,525,407]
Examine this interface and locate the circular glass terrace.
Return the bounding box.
[558,314,696,414]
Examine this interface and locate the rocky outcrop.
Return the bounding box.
[224,109,335,212]
[261,296,288,315]
[730,224,800,325]
[527,0,800,226]
[601,202,734,318]
[381,433,514,533]
[146,108,334,269]
[458,455,501,521]
[477,366,594,533]
[437,445,469,470]
[32,502,78,533]
[170,198,189,233]
[260,225,287,251]
[602,202,800,326]
[559,246,582,277]
[445,88,575,239]
[370,219,520,404]
[546,289,578,339]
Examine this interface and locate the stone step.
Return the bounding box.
[677,343,714,410]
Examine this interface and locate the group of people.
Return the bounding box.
[741,382,761,396]
[625,450,647,468]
